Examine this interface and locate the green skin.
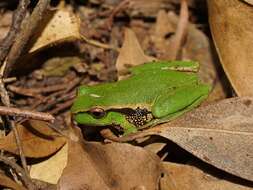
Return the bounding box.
[71,61,211,135]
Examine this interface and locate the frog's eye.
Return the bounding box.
[89,107,105,119]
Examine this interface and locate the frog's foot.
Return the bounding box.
[123,126,138,136]
[111,123,138,136]
[116,120,138,136]
[100,129,121,142]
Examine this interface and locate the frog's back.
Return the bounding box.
[72,63,199,112]
[97,70,198,104]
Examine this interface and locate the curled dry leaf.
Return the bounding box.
[58,131,162,190]
[0,172,26,190]
[30,143,68,184]
[208,0,253,96]
[160,162,253,190]
[141,97,253,181]
[0,120,66,158]
[116,28,156,77]
[28,8,80,53]
[241,0,253,6]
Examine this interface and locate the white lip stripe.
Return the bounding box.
[89,94,101,98]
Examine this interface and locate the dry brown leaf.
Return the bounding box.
[58,130,162,190]
[160,162,253,190]
[0,120,66,158]
[151,10,175,59]
[30,143,68,184]
[116,28,156,76]
[141,97,253,181]
[28,8,80,53]
[0,172,26,190]
[0,11,12,40]
[242,0,253,6]
[208,0,253,96]
[144,142,167,156]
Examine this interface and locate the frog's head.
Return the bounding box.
[71,94,141,134]
[73,108,128,127]
[72,106,138,134]
[71,94,132,127]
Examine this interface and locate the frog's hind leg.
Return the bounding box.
[147,84,210,127]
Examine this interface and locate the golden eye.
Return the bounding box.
[89,107,105,119]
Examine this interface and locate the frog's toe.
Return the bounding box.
[123,127,138,136]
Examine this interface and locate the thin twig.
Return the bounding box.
[8,85,43,98]
[7,83,71,98]
[50,98,75,115]
[0,0,30,64]
[81,35,119,51]
[0,106,55,122]
[0,62,29,178]
[0,154,36,189]
[8,119,29,182]
[105,0,130,29]
[4,0,51,77]
[0,61,10,106]
[3,77,16,83]
[34,77,81,112]
[0,84,30,177]
[0,0,50,183]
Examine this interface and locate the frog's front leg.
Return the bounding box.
[108,112,138,135]
[121,122,138,135]
[149,83,211,126]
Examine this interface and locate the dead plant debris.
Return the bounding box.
[0,0,252,189]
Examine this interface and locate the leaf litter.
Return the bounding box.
[57,128,162,190]
[0,0,252,189]
[208,0,253,96]
[141,97,253,181]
